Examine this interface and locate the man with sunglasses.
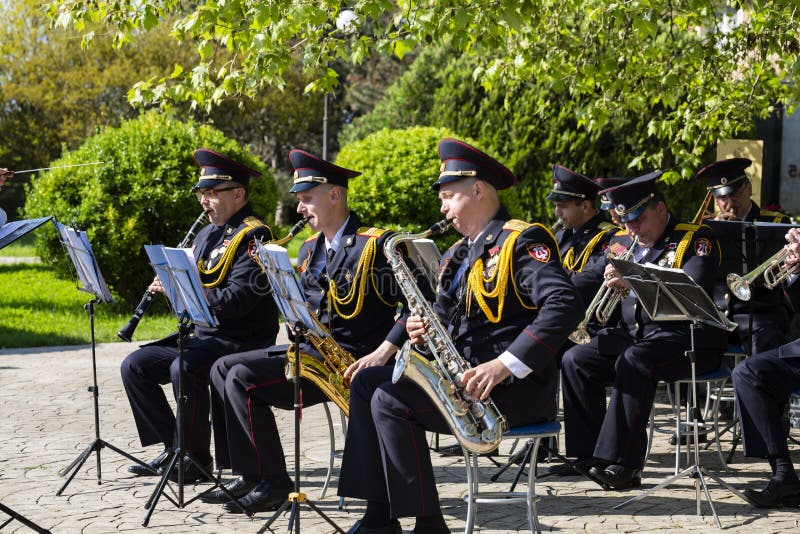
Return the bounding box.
[120,148,281,482]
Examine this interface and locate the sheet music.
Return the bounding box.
[255,241,323,336]
[144,244,216,327]
[408,238,442,293]
[0,216,52,250]
[53,220,113,303]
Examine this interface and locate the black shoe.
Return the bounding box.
[546,457,607,477]
[222,480,291,514]
[166,456,213,483]
[437,443,498,457]
[588,464,642,491]
[346,519,402,534]
[743,477,800,508]
[200,476,259,504]
[669,432,707,446]
[128,449,172,477]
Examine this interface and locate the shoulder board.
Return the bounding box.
[675,222,700,232]
[304,233,320,244]
[760,210,788,221]
[598,222,619,232]
[613,229,628,237]
[243,216,267,230]
[503,219,533,232]
[356,226,389,238]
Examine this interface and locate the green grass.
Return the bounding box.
[0,233,37,257]
[0,263,175,349]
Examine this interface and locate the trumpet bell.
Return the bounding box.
[726,273,752,301]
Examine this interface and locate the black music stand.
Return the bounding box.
[140,245,249,526]
[255,242,343,534]
[608,258,745,528]
[51,221,150,496]
[0,502,51,534]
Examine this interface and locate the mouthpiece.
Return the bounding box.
[426,219,452,237]
[290,218,309,236]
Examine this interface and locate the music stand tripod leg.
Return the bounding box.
[57,298,151,496]
[259,338,344,534]
[0,502,52,534]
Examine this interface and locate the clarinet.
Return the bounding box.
[117,212,208,342]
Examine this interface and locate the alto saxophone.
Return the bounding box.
[254,218,355,417]
[384,220,507,454]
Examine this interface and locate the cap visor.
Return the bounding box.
[290,181,321,193]
[619,205,647,223]
[192,178,227,191]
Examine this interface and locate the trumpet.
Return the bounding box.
[726,248,793,301]
[569,235,639,344]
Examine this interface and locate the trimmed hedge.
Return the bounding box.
[23,111,278,305]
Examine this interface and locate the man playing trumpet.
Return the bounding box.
[560,172,726,489]
[732,227,800,508]
[696,157,791,355]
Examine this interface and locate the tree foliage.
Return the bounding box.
[46,1,800,177]
[23,111,278,306]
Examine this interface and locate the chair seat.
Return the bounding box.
[504,420,561,438]
[463,420,561,534]
[674,365,731,383]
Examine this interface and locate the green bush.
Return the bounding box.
[337,126,524,237]
[23,111,278,305]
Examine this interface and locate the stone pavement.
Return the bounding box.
[1,335,800,533]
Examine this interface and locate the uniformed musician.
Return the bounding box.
[203,150,428,513]
[559,172,726,489]
[336,139,582,533]
[732,227,800,508]
[120,149,280,482]
[696,157,791,355]
[549,165,618,308]
[594,176,630,226]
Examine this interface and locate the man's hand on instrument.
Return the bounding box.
[603,263,630,291]
[461,359,511,401]
[147,276,165,294]
[0,168,13,188]
[406,314,427,345]
[343,341,398,383]
[785,228,800,274]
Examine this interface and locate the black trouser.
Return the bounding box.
[732,348,800,458]
[210,348,328,484]
[338,366,553,518]
[120,337,236,460]
[562,338,721,468]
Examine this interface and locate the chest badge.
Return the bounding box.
[484,254,499,278]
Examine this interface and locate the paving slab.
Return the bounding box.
[1,333,799,533]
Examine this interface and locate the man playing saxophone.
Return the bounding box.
[203,150,429,513]
[559,171,726,489]
[337,139,582,534]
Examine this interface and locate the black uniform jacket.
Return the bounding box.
[714,201,792,321]
[190,203,279,346]
[586,215,727,355]
[555,212,617,306]
[296,212,424,357]
[434,208,583,379]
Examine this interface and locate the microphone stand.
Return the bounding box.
[0,502,51,534]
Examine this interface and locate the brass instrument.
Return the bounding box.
[569,235,639,345]
[384,219,507,454]
[692,189,714,224]
[551,219,563,232]
[726,248,793,301]
[254,218,354,416]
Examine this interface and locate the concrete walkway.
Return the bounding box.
[1,336,799,533]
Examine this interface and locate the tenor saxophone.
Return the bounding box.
[384,220,507,454]
[254,218,355,417]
